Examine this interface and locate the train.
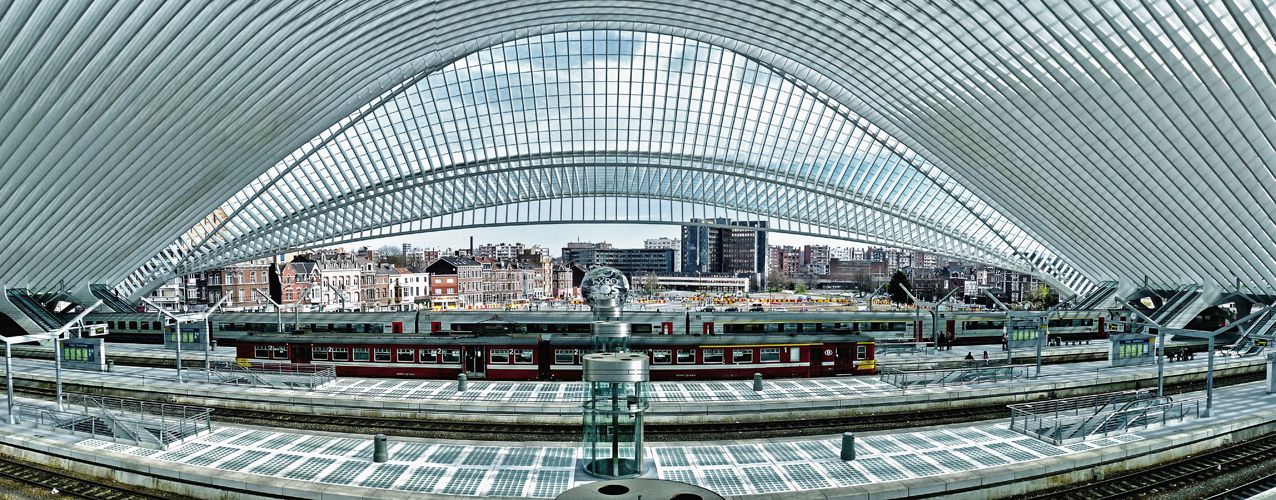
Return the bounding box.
[231,331,878,381]
[82,308,1118,348]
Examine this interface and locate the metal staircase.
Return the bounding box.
[1073,281,1118,310]
[1149,285,1202,325]
[4,288,60,330]
[15,393,213,450]
[209,361,337,390]
[90,284,136,313]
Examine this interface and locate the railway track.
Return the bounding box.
[1022,432,1276,500]
[0,453,189,500]
[1204,472,1276,500]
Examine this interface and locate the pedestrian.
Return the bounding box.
[964,352,975,365]
[983,351,989,364]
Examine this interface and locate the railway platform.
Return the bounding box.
[0,381,1272,499]
[0,351,1265,424]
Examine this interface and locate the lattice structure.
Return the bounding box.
[125,31,1085,298]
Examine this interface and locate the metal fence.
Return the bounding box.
[1009,390,1202,445]
[879,362,1027,389]
[16,393,213,450]
[212,361,337,390]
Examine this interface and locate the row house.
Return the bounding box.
[551,264,576,299]
[426,256,483,308]
[478,258,525,305]
[387,266,430,310]
[208,258,275,309]
[359,261,391,311]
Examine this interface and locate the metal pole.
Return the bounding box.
[175,320,183,383]
[6,343,13,424]
[204,317,211,383]
[1204,335,1214,418]
[1156,326,1165,397]
[1035,318,1043,379]
[55,336,63,411]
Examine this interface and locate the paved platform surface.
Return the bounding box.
[7,380,1271,499]
[3,352,1260,404]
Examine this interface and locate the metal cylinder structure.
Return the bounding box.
[555,479,723,500]
[591,321,631,353]
[582,352,650,479]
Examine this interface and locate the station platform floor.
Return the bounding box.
[0,348,1265,424]
[2,381,1272,499]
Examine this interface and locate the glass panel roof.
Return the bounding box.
[127,30,1084,295]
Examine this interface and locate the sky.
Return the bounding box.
[338,223,864,254]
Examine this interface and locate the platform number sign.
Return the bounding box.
[164,321,207,350]
[1006,318,1042,350]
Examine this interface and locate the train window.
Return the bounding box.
[331,348,349,361]
[632,324,652,334]
[490,349,510,363]
[760,348,780,362]
[272,346,287,359]
[733,349,753,363]
[369,323,384,333]
[419,349,438,363]
[128,321,138,330]
[442,349,460,363]
[312,347,329,360]
[652,350,672,364]
[676,350,694,363]
[374,348,391,362]
[254,346,270,359]
[397,349,414,362]
[703,349,724,364]
[555,350,575,364]
[857,345,867,359]
[353,348,370,361]
[514,350,533,364]
[790,347,801,362]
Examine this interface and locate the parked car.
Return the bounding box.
[749,304,765,312]
[724,307,740,312]
[701,306,716,312]
[773,307,788,311]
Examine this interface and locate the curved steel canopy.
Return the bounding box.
[0,1,1271,302]
[127,30,1080,298]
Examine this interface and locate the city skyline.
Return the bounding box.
[324,223,868,255]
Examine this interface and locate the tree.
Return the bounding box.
[888,270,913,304]
[378,245,407,267]
[766,271,791,292]
[1025,284,1059,310]
[641,274,660,296]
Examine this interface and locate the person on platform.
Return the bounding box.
[964,352,975,366]
[983,351,989,364]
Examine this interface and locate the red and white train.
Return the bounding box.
[233,332,877,381]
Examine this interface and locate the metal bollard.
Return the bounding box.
[753,373,763,391]
[211,340,217,352]
[841,432,855,460]
[107,360,115,372]
[458,373,467,392]
[373,434,388,463]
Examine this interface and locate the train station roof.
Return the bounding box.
[0,1,1273,300]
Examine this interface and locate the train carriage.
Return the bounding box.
[234,332,876,381]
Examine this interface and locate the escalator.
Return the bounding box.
[90,284,136,313]
[1073,281,1118,310]
[5,288,60,330]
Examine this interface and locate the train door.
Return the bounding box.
[537,339,551,380]
[812,346,833,376]
[661,322,673,335]
[463,346,486,378]
[702,322,714,335]
[392,322,404,334]
[431,322,442,334]
[290,343,312,364]
[836,346,852,372]
[915,321,923,342]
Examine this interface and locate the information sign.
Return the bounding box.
[1006,317,1043,350]
[1108,333,1155,367]
[163,321,207,350]
[61,338,106,372]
